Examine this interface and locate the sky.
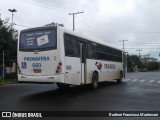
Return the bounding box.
[1,0,160,60]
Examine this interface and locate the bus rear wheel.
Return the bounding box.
[56,83,70,89]
[92,72,98,89]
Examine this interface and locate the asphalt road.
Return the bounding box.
[0,71,160,120]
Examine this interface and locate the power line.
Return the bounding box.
[33,0,73,13]
[125,48,160,49]
[17,0,160,36]
[14,24,30,28]
[115,45,160,47]
[90,31,160,33]
[127,43,160,44]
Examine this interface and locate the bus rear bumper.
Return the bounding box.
[18,74,64,83]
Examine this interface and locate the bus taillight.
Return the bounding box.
[57,66,61,70]
[56,70,59,74]
[56,62,62,74]
[17,64,21,74]
[59,62,62,66]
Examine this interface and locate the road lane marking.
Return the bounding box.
[124,79,131,81]
[132,79,138,82]
[149,80,155,83]
[140,80,145,82]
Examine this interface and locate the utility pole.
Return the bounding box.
[119,40,128,49]
[119,40,128,78]
[136,49,142,57]
[69,11,84,31]
[8,9,17,31]
[147,54,150,63]
[144,54,150,64]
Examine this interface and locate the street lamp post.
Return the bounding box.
[8,9,17,31]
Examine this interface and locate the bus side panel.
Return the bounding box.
[86,59,123,84]
[64,57,81,85]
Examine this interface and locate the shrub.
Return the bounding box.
[6,72,17,79]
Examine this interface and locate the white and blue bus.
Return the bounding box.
[18,25,125,89]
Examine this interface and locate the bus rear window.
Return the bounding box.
[19,29,57,51]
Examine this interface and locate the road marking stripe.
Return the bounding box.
[132,79,138,82]
[140,80,145,82]
[124,79,131,81]
[149,80,155,83]
[124,79,160,84]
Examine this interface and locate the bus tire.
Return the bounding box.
[92,72,98,89]
[117,71,123,83]
[56,83,70,89]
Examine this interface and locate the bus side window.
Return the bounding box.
[64,35,71,45]
[64,34,73,56]
[71,36,80,57]
[88,43,93,59]
[64,34,80,57]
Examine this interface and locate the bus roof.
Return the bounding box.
[59,26,123,52]
[20,25,123,52]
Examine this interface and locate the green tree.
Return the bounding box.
[146,62,159,71]
[127,55,144,71]
[0,19,17,66]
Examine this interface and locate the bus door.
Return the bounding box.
[79,42,86,84]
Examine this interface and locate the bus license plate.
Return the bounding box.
[34,69,41,73]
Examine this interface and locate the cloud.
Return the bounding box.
[1,0,160,59]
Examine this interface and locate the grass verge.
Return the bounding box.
[0,77,18,85]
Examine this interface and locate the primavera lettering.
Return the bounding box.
[24,56,50,61]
